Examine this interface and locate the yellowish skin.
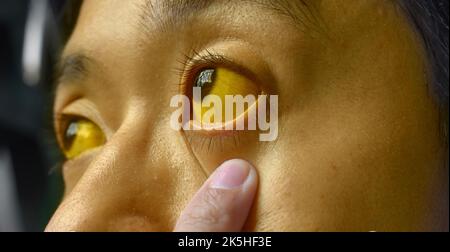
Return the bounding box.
[47,0,448,231]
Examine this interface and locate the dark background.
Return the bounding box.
[0,0,64,232]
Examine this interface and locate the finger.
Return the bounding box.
[174,159,258,232]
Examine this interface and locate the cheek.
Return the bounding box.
[245,77,441,231]
[243,3,443,230]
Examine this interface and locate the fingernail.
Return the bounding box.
[210,159,251,189]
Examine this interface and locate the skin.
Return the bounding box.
[46,0,448,231]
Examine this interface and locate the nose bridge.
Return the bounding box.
[47,101,181,231]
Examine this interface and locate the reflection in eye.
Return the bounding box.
[192,67,259,123]
[61,118,106,159]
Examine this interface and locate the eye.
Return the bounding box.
[60,117,106,159]
[191,67,260,123]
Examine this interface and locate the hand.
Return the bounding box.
[174,159,258,232]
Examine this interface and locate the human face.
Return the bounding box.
[46,0,445,231]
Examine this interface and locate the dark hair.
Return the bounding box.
[400,0,449,151]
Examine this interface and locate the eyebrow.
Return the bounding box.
[140,0,326,34]
[56,53,93,84]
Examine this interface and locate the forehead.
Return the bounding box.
[63,0,400,53]
[59,0,326,82]
[65,0,323,46]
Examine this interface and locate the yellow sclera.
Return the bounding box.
[193,68,259,123]
[63,119,106,159]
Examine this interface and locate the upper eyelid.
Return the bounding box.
[179,50,264,90]
[178,49,230,78]
[179,39,279,95]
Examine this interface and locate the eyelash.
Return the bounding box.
[49,113,75,173]
[176,49,260,95]
[176,50,227,94]
[54,114,81,155]
[54,113,70,148]
[46,111,66,174]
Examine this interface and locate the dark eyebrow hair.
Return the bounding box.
[55,53,93,84]
[140,0,326,35]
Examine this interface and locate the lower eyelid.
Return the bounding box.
[183,129,260,175]
[184,129,258,153]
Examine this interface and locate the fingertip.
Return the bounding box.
[174,158,258,232]
[210,159,255,189]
